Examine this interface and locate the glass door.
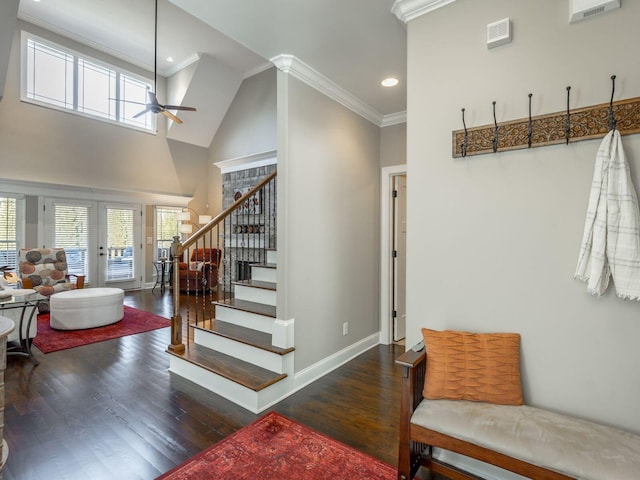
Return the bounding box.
[97,203,142,290]
[43,199,142,290]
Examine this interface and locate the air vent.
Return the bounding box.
[569,0,620,23]
[487,18,511,49]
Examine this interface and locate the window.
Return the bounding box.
[0,195,24,272]
[156,207,181,260]
[22,32,156,132]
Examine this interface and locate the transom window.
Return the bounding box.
[21,32,156,132]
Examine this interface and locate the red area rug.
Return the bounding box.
[156,412,397,480]
[33,305,170,353]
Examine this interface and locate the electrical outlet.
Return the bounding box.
[342,322,349,336]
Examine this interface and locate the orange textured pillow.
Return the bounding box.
[422,328,523,405]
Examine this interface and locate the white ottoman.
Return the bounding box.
[50,288,124,330]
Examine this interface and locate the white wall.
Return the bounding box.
[380,122,406,168]
[277,73,381,371]
[405,0,640,433]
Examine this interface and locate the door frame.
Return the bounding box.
[380,164,407,345]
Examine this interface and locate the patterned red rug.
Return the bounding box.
[33,305,170,353]
[156,412,397,480]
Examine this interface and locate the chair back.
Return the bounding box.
[190,248,220,265]
[18,248,69,289]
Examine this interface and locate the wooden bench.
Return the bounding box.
[397,349,640,480]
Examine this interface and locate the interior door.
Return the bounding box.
[392,174,407,342]
[97,203,142,290]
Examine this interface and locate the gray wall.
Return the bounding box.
[208,67,277,215]
[277,73,381,371]
[380,122,406,168]
[405,0,640,434]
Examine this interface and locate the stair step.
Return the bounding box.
[166,343,287,392]
[215,298,276,318]
[192,321,294,356]
[232,279,276,291]
[250,263,277,282]
[266,249,277,265]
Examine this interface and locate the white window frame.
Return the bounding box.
[20,31,157,134]
[155,206,181,261]
[0,194,26,272]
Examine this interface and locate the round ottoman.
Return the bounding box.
[50,288,124,330]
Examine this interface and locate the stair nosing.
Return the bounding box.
[167,344,287,392]
[231,279,276,291]
[214,298,276,318]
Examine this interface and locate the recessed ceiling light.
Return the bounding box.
[166,57,174,63]
[381,77,399,87]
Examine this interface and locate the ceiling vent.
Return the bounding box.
[569,0,620,23]
[487,18,511,49]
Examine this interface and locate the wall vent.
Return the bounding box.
[569,0,620,23]
[487,18,511,49]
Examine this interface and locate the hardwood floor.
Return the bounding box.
[2,289,416,480]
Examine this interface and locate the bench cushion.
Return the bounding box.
[412,399,640,480]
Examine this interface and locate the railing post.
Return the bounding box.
[168,235,185,354]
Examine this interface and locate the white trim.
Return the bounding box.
[292,333,380,391]
[391,0,457,23]
[164,52,200,77]
[243,61,275,80]
[380,165,407,345]
[0,177,192,206]
[382,111,407,127]
[270,54,384,126]
[214,150,278,174]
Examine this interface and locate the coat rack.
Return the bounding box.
[453,77,640,158]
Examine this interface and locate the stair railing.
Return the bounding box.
[167,170,277,354]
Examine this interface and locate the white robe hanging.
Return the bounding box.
[575,129,640,300]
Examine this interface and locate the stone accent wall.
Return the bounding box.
[221,165,277,288]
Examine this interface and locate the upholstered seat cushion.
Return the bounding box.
[412,399,640,480]
[50,288,124,330]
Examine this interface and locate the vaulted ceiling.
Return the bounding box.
[4,0,415,146]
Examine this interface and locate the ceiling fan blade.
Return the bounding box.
[163,105,197,112]
[161,110,183,124]
[132,108,151,119]
[147,91,160,106]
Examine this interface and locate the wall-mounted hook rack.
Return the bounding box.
[453,96,640,158]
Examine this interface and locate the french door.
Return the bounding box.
[43,199,142,290]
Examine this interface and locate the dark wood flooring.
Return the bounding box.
[2,289,425,479]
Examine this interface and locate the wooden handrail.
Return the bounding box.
[167,170,277,354]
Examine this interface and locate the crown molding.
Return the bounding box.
[164,53,200,77]
[270,54,384,126]
[214,150,278,174]
[391,0,457,23]
[381,111,407,127]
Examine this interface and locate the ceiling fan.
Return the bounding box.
[132,0,196,124]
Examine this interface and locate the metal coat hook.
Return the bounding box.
[492,101,498,153]
[461,108,468,157]
[527,93,533,148]
[565,86,571,145]
[609,75,617,131]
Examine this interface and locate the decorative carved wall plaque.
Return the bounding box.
[452,97,640,158]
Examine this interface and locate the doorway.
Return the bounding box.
[42,198,142,290]
[380,165,407,345]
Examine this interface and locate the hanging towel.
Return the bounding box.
[575,130,640,300]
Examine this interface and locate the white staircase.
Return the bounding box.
[167,249,294,413]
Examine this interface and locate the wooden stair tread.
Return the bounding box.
[167,343,287,392]
[251,263,276,269]
[215,298,276,318]
[231,279,276,291]
[192,321,294,355]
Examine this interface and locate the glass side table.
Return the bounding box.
[152,260,170,292]
[0,291,48,366]
[0,316,14,478]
